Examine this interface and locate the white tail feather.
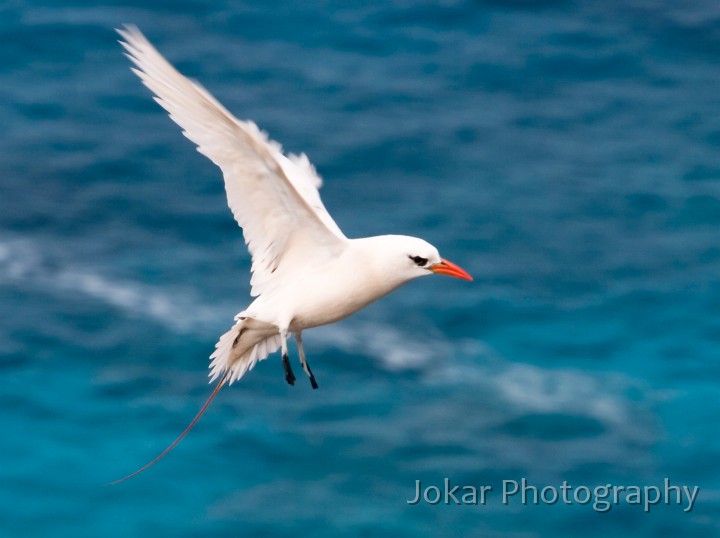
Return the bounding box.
[209,314,281,385]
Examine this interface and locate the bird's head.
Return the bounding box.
[370,235,473,285]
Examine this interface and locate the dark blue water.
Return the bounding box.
[2,1,720,536]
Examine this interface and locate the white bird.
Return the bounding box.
[112,25,472,484]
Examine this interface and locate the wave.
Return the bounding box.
[0,235,650,444]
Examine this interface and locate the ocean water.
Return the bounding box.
[2,0,720,536]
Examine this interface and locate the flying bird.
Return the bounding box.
[112,25,472,483]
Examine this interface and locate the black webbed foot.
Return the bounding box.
[306,365,319,390]
[282,353,296,385]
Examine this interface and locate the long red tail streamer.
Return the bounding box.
[109,372,228,485]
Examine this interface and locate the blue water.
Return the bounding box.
[2,1,720,536]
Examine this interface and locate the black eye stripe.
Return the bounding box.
[409,255,428,266]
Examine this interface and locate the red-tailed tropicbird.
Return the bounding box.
[112,26,472,483]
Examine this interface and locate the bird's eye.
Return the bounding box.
[409,255,428,267]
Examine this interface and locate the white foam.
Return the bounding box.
[0,237,41,281]
[0,235,223,333]
[494,363,631,424]
[313,320,453,371]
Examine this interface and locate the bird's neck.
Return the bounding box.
[347,236,417,295]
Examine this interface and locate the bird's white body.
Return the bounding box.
[212,235,440,383]
[255,235,434,329]
[112,26,472,483]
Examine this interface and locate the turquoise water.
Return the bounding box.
[2,1,720,536]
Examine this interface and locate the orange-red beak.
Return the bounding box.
[430,258,473,281]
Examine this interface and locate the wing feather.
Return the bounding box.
[118,26,346,296]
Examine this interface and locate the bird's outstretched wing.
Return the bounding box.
[118,25,347,296]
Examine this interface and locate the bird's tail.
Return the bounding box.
[109,315,282,485]
[209,313,282,385]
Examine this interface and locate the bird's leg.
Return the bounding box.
[295,332,319,390]
[280,329,296,386]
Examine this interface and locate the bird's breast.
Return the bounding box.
[284,267,399,331]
